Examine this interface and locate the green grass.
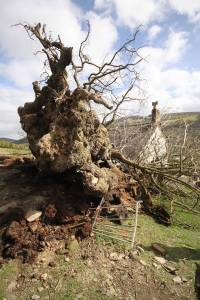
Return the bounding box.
[0,140,30,156]
[0,192,199,299]
[0,140,28,150]
[95,211,200,256]
[0,211,199,299]
[94,204,200,295]
[0,260,19,299]
[0,147,30,156]
[135,213,200,292]
[6,254,114,300]
[0,140,30,155]
[153,193,200,230]
[137,214,200,255]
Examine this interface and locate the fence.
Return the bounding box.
[90,198,142,249]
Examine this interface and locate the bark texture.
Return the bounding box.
[18,85,121,195]
[17,23,140,199]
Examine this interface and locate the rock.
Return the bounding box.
[153,262,161,269]
[7,280,17,291]
[40,273,48,281]
[37,287,44,293]
[55,248,68,255]
[139,259,148,266]
[118,253,125,260]
[86,260,93,267]
[106,274,113,280]
[64,257,70,262]
[48,261,56,267]
[121,274,129,280]
[29,222,38,233]
[109,252,118,261]
[31,295,40,300]
[181,276,188,282]
[109,252,124,261]
[105,278,113,287]
[128,251,140,262]
[25,210,42,222]
[164,263,177,274]
[130,250,139,256]
[152,243,166,256]
[106,286,116,296]
[153,256,167,265]
[68,239,79,253]
[173,276,182,283]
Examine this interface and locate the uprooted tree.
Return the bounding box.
[17,23,200,216]
[17,22,144,198]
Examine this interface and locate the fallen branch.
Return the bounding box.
[111,150,200,196]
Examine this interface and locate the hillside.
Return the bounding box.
[109,112,200,163]
[115,111,200,126]
[1,112,200,145]
[0,137,27,144]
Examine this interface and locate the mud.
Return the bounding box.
[0,156,170,263]
[0,158,97,262]
[1,218,92,263]
[0,157,134,263]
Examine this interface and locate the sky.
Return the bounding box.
[0,0,200,138]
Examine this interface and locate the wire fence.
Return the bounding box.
[91,198,142,249]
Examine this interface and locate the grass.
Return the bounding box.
[0,209,199,299]
[137,213,200,255]
[135,213,200,294]
[94,203,200,294]
[0,140,28,150]
[0,141,30,156]
[95,211,200,256]
[0,260,19,299]
[0,158,199,299]
[0,147,30,156]
[2,254,114,300]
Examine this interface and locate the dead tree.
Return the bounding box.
[17,23,200,216]
[17,23,143,198]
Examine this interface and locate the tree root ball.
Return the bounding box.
[18,87,120,196]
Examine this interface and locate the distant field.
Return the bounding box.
[0,140,30,156]
[0,148,30,156]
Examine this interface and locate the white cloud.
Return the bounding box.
[137,29,200,114]
[0,0,84,59]
[84,12,118,63]
[1,0,200,139]
[0,0,119,138]
[94,0,112,12]
[0,0,86,88]
[141,30,188,69]
[0,86,33,138]
[0,58,43,88]
[0,0,118,87]
[95,0,200,25]
[148,25,162,40]
[114,0,165,27]
[95,0,166,27]
[169,0,200,23]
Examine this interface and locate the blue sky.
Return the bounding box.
[0,0,200,138]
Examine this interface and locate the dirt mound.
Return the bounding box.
[1,217,92,263]
[0,159,130,263]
